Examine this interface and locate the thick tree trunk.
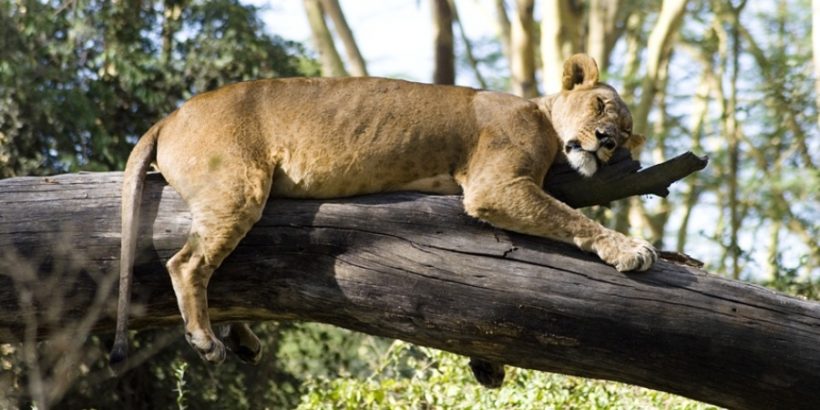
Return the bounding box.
[539,0,583,94]
[431,0,455,85]
[586,0,620,73]
[510,0,537,97]
[3,153,819,409]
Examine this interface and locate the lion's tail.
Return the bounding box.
[109,122,160,370]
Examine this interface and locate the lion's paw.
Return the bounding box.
[219,324,264,365]
[469,358,505,388]
[595,234,657,272]
[186,329,226,364]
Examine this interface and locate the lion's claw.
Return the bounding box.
[614,242,657,272]
[596,234,658,272]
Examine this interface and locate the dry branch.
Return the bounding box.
[1,151,819,410]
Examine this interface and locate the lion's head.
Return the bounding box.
[533,54,645,177]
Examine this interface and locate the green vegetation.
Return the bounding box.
[0,0,314,177]
[296,334,720,410]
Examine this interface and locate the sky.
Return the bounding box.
[244,0,498,84]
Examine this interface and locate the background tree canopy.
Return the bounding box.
[0,0,817,409]
[0,0,315,176]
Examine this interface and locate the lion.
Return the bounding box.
[110,54,656,371]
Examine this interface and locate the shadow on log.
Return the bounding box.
[2,150,819,410]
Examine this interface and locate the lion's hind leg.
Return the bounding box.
[218,323,263,364]
[166,165,273,363]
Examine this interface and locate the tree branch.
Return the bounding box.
[544,148,708,207]
[2,153,818,410]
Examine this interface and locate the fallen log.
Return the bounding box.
[2,151,819,410]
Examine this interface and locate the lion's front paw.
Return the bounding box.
[595,234,657,272]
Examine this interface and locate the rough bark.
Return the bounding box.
[5,153,820,409]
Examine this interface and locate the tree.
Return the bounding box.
[510,0,537,97]
[320,0,368,76]
[814,0,820,127]
[4,154,820,410]
[0,0,309,178]
[540,0,583,94]
[303,0,347,77]
[586,0,621,73]
[302,0,367,77]
[2,1,818,408]
[432,0,455,84]
[631,0,689,135]
[0,1,316,408]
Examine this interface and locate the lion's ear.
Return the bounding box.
[561,54,599,91]
[623,133,646,160]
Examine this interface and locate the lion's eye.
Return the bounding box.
[595,97,605,114]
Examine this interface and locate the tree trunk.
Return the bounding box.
[632,0,688,135]
[303,0,347,77]
[431,0,455,85]
[675,72,709,252]
[449,0,488,88]
[320,0,368,76]
[161,0,184,65]
[510,0,537,97]
[493,0,512,62]
[2,152,820,410]
[711,1,746,279]
[586,0,621,73]
[814,0,820,128]
[643,48,674,246]
[539,0,583,94]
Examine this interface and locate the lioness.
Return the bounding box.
[110,54,656,367]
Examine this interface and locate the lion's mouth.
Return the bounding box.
[564,140,617,177]
[565,148,599,177]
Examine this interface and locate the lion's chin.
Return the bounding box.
[567,150,598,177]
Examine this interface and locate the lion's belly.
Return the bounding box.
[392,174,462,195]
[269,153,462,199]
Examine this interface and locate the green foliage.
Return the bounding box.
[0,0,314,177]
[296,338,719,410]
[762,266,820,301]
[172,359,189,410]
[1,321,724,409]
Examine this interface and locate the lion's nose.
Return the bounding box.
[595,130,617,150]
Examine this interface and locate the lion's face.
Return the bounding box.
[537,54,645,177]
[551,84,641,176]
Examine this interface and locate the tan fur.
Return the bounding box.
[111,54,656,365]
